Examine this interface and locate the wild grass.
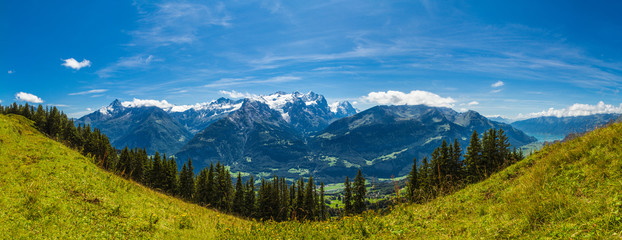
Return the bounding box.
[0,114,248,239]
[1,113,621,239]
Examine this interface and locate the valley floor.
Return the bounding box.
[1,114,621,239]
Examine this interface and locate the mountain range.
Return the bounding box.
[77,91,541,182]
[511,114,621,141]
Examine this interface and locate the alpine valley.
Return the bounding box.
[78,91,537,182]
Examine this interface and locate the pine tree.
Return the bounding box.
[244,175,256,218]
[150,152,162,189]
[304,176,316,219]
[406,158,419,203]
[496,128,511,167]
[450,138,463,181]
[206,163,215,206]
[233,173,245,215]
[353,169,366,214]
[343,176,353,216]
[320,182,326,220]
[195,169,208,205]
[295,177,305,220]
[463,130,483,183]
[179,158,195,200]
[45,106,61,138]
[418,156,432,198]
[118,146,131,175]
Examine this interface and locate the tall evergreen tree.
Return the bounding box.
[464,130,483,183]
[343,176,353,216]
[206,163,215,206]
[195,169,208,205]
[353,169,366,214]
[244,175,256,217]
[418,156,432,198]
[233,173,245,215]
[406,158,419,203]
[179,158,195,200]
[303,176,316,219]
[320,182,326,220]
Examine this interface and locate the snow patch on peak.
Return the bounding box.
[121,99,176,110]
[329,102,341,113]
[251,91,325,110]
[253,92,296,110]
[99,106,114,115]
[329,101,355,114]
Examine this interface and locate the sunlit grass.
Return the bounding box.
[1,113,621,239]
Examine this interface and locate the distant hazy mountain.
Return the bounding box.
[76,100,193,154]
[487,116,513,124]
[511,114,620,141]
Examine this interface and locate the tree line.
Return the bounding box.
[405,129,524,203]
[0,103,329,221]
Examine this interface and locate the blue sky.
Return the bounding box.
[2,0,622,119]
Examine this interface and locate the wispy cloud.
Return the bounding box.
[361,90,456,108]
[205,76,301,88]
[467,101,479,106]
[491,89,503,93]
[62,58,91,70]
[97,55,155,78]
[15,92,43,103]
[68,89,108,96]
[132,2,231,47]
[491,81,504,88]
[7,70,14,74]
[219,90,257,99]
[519,101,622,118]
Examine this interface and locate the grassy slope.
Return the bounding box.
[223,120,622,239]
[2,113,621,239]
[0,114,249,239]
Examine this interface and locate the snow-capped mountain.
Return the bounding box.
[77,100,193,155]
[249,91,357,134]
[77,92,358,154]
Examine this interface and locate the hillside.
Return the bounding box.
[223,119,622,238]
[2,113,620,239]
[0,114,248,239]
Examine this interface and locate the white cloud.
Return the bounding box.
[519,101,622,118]
[467,101,479,106]
[491,81,504,88]
[121,98,176,109]
[68,89,108,96]
[361,90,455,108]
[15,92,43,103]
[62,58,91,70]
[8,70,14,74]
[219,90,257,99]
